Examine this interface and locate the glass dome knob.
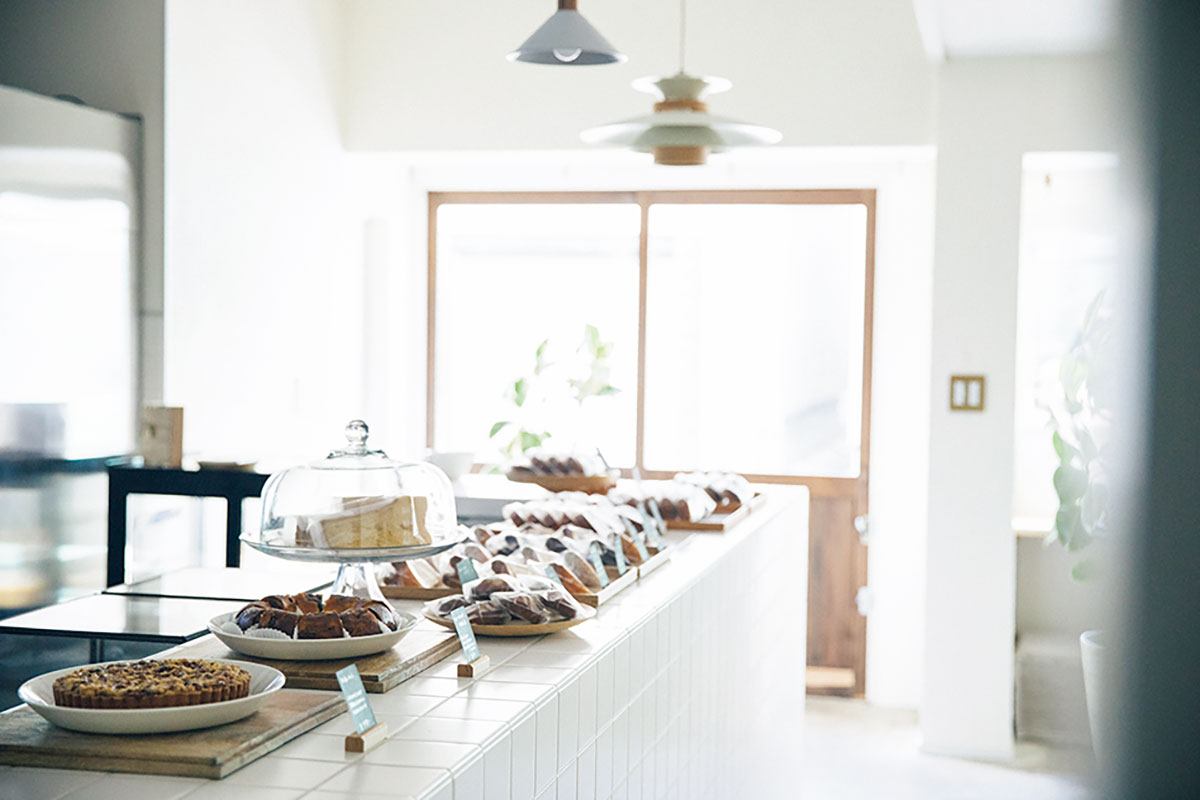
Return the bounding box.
[344,419,369,453]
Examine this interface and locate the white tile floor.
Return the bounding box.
[799,698,1094,800]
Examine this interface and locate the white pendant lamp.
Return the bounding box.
[508,0,625,66]
[579,0,780,165]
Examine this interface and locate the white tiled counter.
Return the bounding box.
[2,487,809,800]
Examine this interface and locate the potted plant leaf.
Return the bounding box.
[488,324,620,478]
[1045,290,1111,756]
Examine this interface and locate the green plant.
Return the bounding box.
[1046,291,1112,581]
[488,324,619,463]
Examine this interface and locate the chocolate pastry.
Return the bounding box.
[615,531,644,565]
[548,562,590,595]
[340,607,384,637]
[562,551,604,591]
[466,575,521,603]
[262,594,291,609]
[321,595,360,613]
[462,542,491,563]
[493,592,550,624]
[466,600,510,626]
[257,608,300,637]
[235,602,268,631]
[297,611,344,639]
[485,535,520,556]
[364,601,400,631]
[539,588,579,620]
[290,592,323,614]
[429,595,468,617]
[657,497,677,520]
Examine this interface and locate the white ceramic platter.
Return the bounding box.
[18,659,285,735]
[208,610,419,660]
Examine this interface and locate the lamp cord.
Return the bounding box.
[678,0,687,73]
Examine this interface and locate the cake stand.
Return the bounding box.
[240,420,466,605]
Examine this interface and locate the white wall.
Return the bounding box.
[921,53,1121,759]
[341,0,936,150]
[162,0,361,462]
[0,0,166,406]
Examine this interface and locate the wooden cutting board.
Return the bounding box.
[176,624,460,693]
[0,689,342,779]
[666,492,766,532]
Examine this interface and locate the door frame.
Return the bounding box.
[427,188,877,694]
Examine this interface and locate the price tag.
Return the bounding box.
[456,558,480,585]
[589,542,610,587]
[335,664,377,735]
[613,536,628,575]
[646,497,667,534]
[544,564,562,584]
[631,528,651,561]
[638,505,665,549]
[449,606,481,663]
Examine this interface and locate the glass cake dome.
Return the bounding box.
[241,420,464,600]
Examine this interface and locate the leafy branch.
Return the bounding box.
[1046,291,1111,581]
[488,325,620,461]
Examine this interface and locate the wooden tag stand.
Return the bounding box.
[345,721,389,753]
[457,653,490,678]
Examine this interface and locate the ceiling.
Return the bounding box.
[912,0,1119,61]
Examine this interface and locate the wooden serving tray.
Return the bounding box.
[385,565,639,608]
[666,493,764,532]
[506,470,619,494]
[424,604,596,637]
[381,583,456,601]
[637,546,671,577]
[0,689,341,779]
[175,623,459,693]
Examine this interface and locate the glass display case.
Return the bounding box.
[241,420,463,601]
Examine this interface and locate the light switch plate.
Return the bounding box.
[950,375,986,411]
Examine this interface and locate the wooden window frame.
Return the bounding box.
[427,189,876,507]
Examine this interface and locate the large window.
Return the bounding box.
[429,190,875,482]
[1012,154,1119,525]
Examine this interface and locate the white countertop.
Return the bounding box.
[1,487,809,800]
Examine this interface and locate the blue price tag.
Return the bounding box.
[456,558,480,585]
[335,664,376,734]
[544,564,562,584]
[450,606,480,663]
[637,506,664,549]
[629,525,651,561]
[589,542,610,587]
[645,497,666,534]
[612,535,628,576]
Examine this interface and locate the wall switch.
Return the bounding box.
[950,375,986,411]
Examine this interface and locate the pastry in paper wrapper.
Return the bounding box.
[492,591,551,624]
[463,574,523,603]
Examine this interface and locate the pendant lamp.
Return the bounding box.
[579,0,780,165]
[508,0,625,66]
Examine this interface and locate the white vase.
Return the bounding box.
[1080,629,1106,758]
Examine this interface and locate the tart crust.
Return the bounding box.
[52,659,251,709]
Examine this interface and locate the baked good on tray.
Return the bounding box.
[425,574,586,628]
[234,593,400,639]
[296,495,431,548]
[52,659,250,709]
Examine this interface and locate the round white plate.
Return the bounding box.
[18,659,285,735]
[209,610,419,660]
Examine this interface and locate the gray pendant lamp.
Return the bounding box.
[579,0,780,165]
[508,0,625,65]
